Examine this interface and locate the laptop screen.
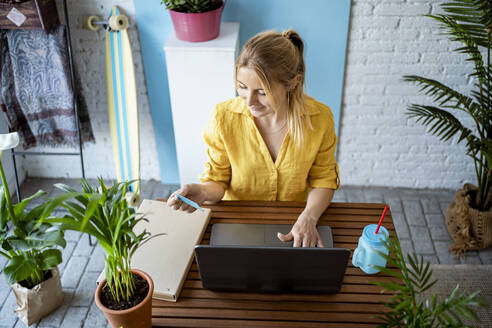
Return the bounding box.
[194,245,350,293]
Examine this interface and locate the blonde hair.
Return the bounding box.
[235,29,312,146]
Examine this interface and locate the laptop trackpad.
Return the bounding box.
[210,223,333,248]
[264,225,293,246]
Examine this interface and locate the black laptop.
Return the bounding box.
[194,223,351,293]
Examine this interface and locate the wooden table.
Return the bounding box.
[152,201,397,327]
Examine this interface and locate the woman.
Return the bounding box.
[167,29,340,248]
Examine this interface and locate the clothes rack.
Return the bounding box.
[3,0,93,245]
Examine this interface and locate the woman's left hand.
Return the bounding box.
[277,211,324,248]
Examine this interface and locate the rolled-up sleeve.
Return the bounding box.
[308,120,340,190]
[198,107,231,189]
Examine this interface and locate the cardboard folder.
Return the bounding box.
[131,199,211,302]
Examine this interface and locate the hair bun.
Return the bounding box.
[282,29,304,57]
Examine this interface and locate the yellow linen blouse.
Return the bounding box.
[198,96,340,201]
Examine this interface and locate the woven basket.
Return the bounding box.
[446,184,492,257]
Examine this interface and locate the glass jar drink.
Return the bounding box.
[352,224,389,274]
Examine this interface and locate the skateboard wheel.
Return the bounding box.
[83,15,101,31]
[108,14,129,31]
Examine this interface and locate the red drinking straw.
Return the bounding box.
[375,205,389,234]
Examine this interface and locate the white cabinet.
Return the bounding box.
[164,22,239,186]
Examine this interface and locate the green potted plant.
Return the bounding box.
[161,0,225,42]
[371,234,485,327]
[0,132,73,326]
[403,0,492,256]
[46,178,159,328]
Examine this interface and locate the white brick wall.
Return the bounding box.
[338,0,476,189]
[23,0,477,190]
[22,0,161,182]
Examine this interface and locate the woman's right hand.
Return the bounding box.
[167,183,208,213]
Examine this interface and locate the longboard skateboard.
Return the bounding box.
[84,6,141,205]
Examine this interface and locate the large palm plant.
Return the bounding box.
[403,0,492,211]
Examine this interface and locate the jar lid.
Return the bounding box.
[362,224,389,247]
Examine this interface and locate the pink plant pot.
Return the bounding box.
[169,2,225,42]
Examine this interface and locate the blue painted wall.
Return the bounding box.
[134,0,351,184]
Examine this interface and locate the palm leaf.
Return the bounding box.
[61,201,85,219]
[468,94,492,131]
[80,178,95,193]
[413,2,492,212]
[407,104,474,143]
[370,234,484,326]
[80,193,103,232]
[429,14,489,86]
[54,183,90,207]
[53,183,76,194]
[403,75,479,110]
[54,177,151,302]
[43,217,104,242]
[439,0,492,46]
[38,192,80,222]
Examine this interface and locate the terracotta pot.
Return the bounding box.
[168,1,225,42]
[95,269,154,328]
[11,267,64,326]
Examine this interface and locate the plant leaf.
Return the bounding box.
[8,229,66,250]
[81,193,104,232]
[36,249,62,270]
[3,255,36,285]
[13,190,47,219]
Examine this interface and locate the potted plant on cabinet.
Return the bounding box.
[47,178,159,328]
[0,132,73,326]
[161,0,225,42]
[403,0,492,256]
